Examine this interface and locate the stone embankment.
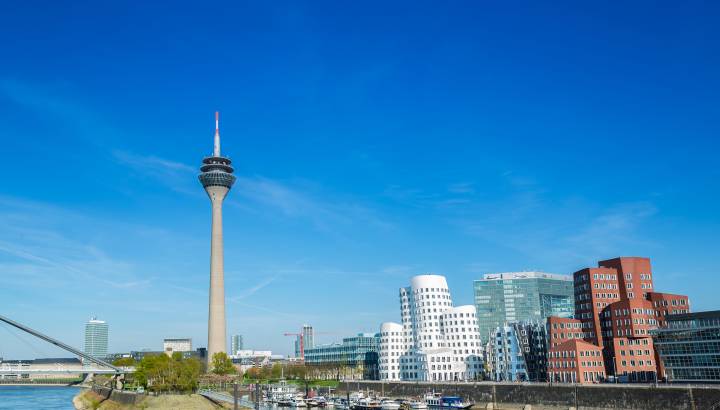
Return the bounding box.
[73,386,229,409]
[339,380,720,410]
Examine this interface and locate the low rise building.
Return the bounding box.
[230,350,284,373]
[0,358,83,380]
[652,310,720,383]
[163,338,192,356]
[305,333,379,380]
[548,339,605,383]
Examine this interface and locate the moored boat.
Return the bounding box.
[381,399,401,410]
[335,398,350,410]
[353,398,382,410]
[424,394,472,409]
[409,401,427,410]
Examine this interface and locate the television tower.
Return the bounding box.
[199,111,236,363]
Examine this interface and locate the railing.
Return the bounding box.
[0,365,134,374]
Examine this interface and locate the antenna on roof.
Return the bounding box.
[213,111,221,157]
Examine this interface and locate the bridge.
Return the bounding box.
[0,364,134,376]
[0,314,129,378]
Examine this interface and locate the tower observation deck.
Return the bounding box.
[199,155,236,188]
[199,111,235,364]
[199,111,236,189]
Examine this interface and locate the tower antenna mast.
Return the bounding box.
[214,111,221,157]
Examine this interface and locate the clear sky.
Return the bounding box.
[0,1,718,359]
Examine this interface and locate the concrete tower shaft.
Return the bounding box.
[206,184,229,360]
[198,112,235,364]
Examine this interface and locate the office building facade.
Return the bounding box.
[84,317,108,363]
[379,274,483,382]
[474,272,574,343]
[163,338,192,356]
[485,324,528,381]
[547,257,690,383]
[652,311,720,383]
[231,335,243,355]
[303,325,314,351]
[305,333,380,379]
[515,321,549,382]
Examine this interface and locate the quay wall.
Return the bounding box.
[91,385,141,405]
[338,381,720,410]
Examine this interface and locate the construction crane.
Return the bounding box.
[283,329,338,359]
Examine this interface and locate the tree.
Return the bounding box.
[245,367,262,380]
[112,357,136,367]
[133,353,202,393]
[258,365,270,379]
[211,352,237,375]
[286,364,307,380]
[271,363,283,379]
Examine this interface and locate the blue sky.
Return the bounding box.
[0,1,718,358]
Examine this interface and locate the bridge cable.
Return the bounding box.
[0,321,50,359]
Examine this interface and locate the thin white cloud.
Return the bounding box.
[112,150,199,195]
[0,197,152,293]
[447,182,476,194]
[229,276,277,301]
[111,149,393,233]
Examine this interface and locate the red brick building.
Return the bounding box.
[548,339,606,383]
[547,257,690,383]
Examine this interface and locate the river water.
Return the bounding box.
[0,386,79,409]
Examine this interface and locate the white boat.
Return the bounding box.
[381,400,401,410]
[334,398,350,410]
[409,401,428,410]
[269,380,299,403]
[292,397,308,407]
[424,394,472,409]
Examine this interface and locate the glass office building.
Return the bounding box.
[652,310,720,383]
[231,334,243,355]
[474,272,574,343]
[303,324,314,351]
[304,333,379,379]
[84,317,108,366]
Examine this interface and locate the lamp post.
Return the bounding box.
[233,381,239,410]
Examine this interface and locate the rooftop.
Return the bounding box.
[478,271,572,281]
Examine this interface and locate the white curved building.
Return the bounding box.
[379,322,404,380]
[380,274,483,382]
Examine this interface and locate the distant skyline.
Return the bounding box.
[1,1,719,358]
